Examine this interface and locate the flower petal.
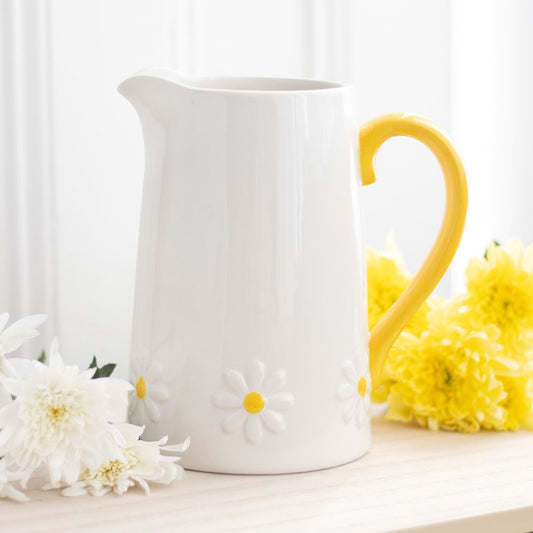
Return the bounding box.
[144,396,161,422]
[0,314,47,355]
[260,409,286,433]
[0,313,9,335]
[246,360,265,391]
[262,368,287,394]
[355,402,367,428]
[266,392,294,411]
[223,369,248,396]
[222,409,247,433]
[162,436,191,453]
[244,415,263,444]
[343,398,356,423]
[48,338,64,369]
[0,385,12,409]
[341,360,357,384]
[212,392,242,409]
[149,385,169,402]
[336,383,355,400]
[129,397,146,425]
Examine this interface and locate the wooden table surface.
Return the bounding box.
[3,416,533,533]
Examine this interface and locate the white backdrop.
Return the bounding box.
[1,0,532,374]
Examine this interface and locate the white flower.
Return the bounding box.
[212,360,295,445]
[62,423,190,497]
[0,312,47,359]
[128,353,169,425]
[0,313,47,408]
[0,338,132,487]
[336,359,371,427]
[0,459,28,502]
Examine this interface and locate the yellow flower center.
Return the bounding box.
[135,376,146,399]
[357,377,367,397]
[82,459,127,486]
[47,404,67,422]
[243,391,265,414]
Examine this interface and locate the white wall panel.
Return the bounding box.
[0,0,56,355]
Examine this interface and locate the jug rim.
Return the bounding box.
[122,68,349,95]
[184,76,347,93]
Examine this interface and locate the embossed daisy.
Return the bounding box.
[128,353,169,425]
[212,360,294,445]
[336,359,371,427]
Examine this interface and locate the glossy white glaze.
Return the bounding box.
[119,71,370,473]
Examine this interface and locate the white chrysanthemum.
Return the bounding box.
[0,313,47,408]
[0,458,28,502]
[0,312,47,359]
[336,359,371,427]
[0,338,132,487]
[128,353,169,425]
[62,423,190,497]
[212,360,295,445]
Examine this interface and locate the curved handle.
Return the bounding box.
[359,113,468,389]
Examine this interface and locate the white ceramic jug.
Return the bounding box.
[119,70,467,474]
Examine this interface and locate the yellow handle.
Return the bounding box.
[359,113,468,389]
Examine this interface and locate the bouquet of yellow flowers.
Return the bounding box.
[369,239,533,433]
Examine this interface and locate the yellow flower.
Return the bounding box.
[499,375,533,430]
[462,239,533,357]
[369,237,533,431]
[385,316,511,433]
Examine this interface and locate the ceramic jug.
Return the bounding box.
[119,70,467,474]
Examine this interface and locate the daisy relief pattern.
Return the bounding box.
[212,360,295,445]
[336,359,371,427]
[128,353,169,425]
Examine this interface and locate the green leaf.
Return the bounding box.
[88,356,116,378]
[97,363,116,378]
[38,350,46,363]
[484,240,501,260]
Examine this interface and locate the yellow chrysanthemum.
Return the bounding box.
[385,315,515,432]
[462,240,533,356]
[369,238,533,431]
[498,375,533,430]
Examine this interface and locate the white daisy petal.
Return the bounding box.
[223,369,248,396]
[260,409,285,433]
[149,385,169,402]
[144,396,161,422]
[244,415,263,444]
[266,392,294,411]
[222,409,247,433]
[341,360,357,384]
[262,368,287,394]
[355,403,366,427]
[343,398,356,423]
[212,392,242,409]
[246,360,265,391]
[336,383,356,400]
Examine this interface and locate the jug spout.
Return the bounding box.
[118,68,192,119]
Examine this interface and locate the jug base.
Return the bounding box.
[181,447,370,476]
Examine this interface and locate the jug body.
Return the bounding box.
[122,73,371,473]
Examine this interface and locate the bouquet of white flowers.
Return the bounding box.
[0,313,189,501]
